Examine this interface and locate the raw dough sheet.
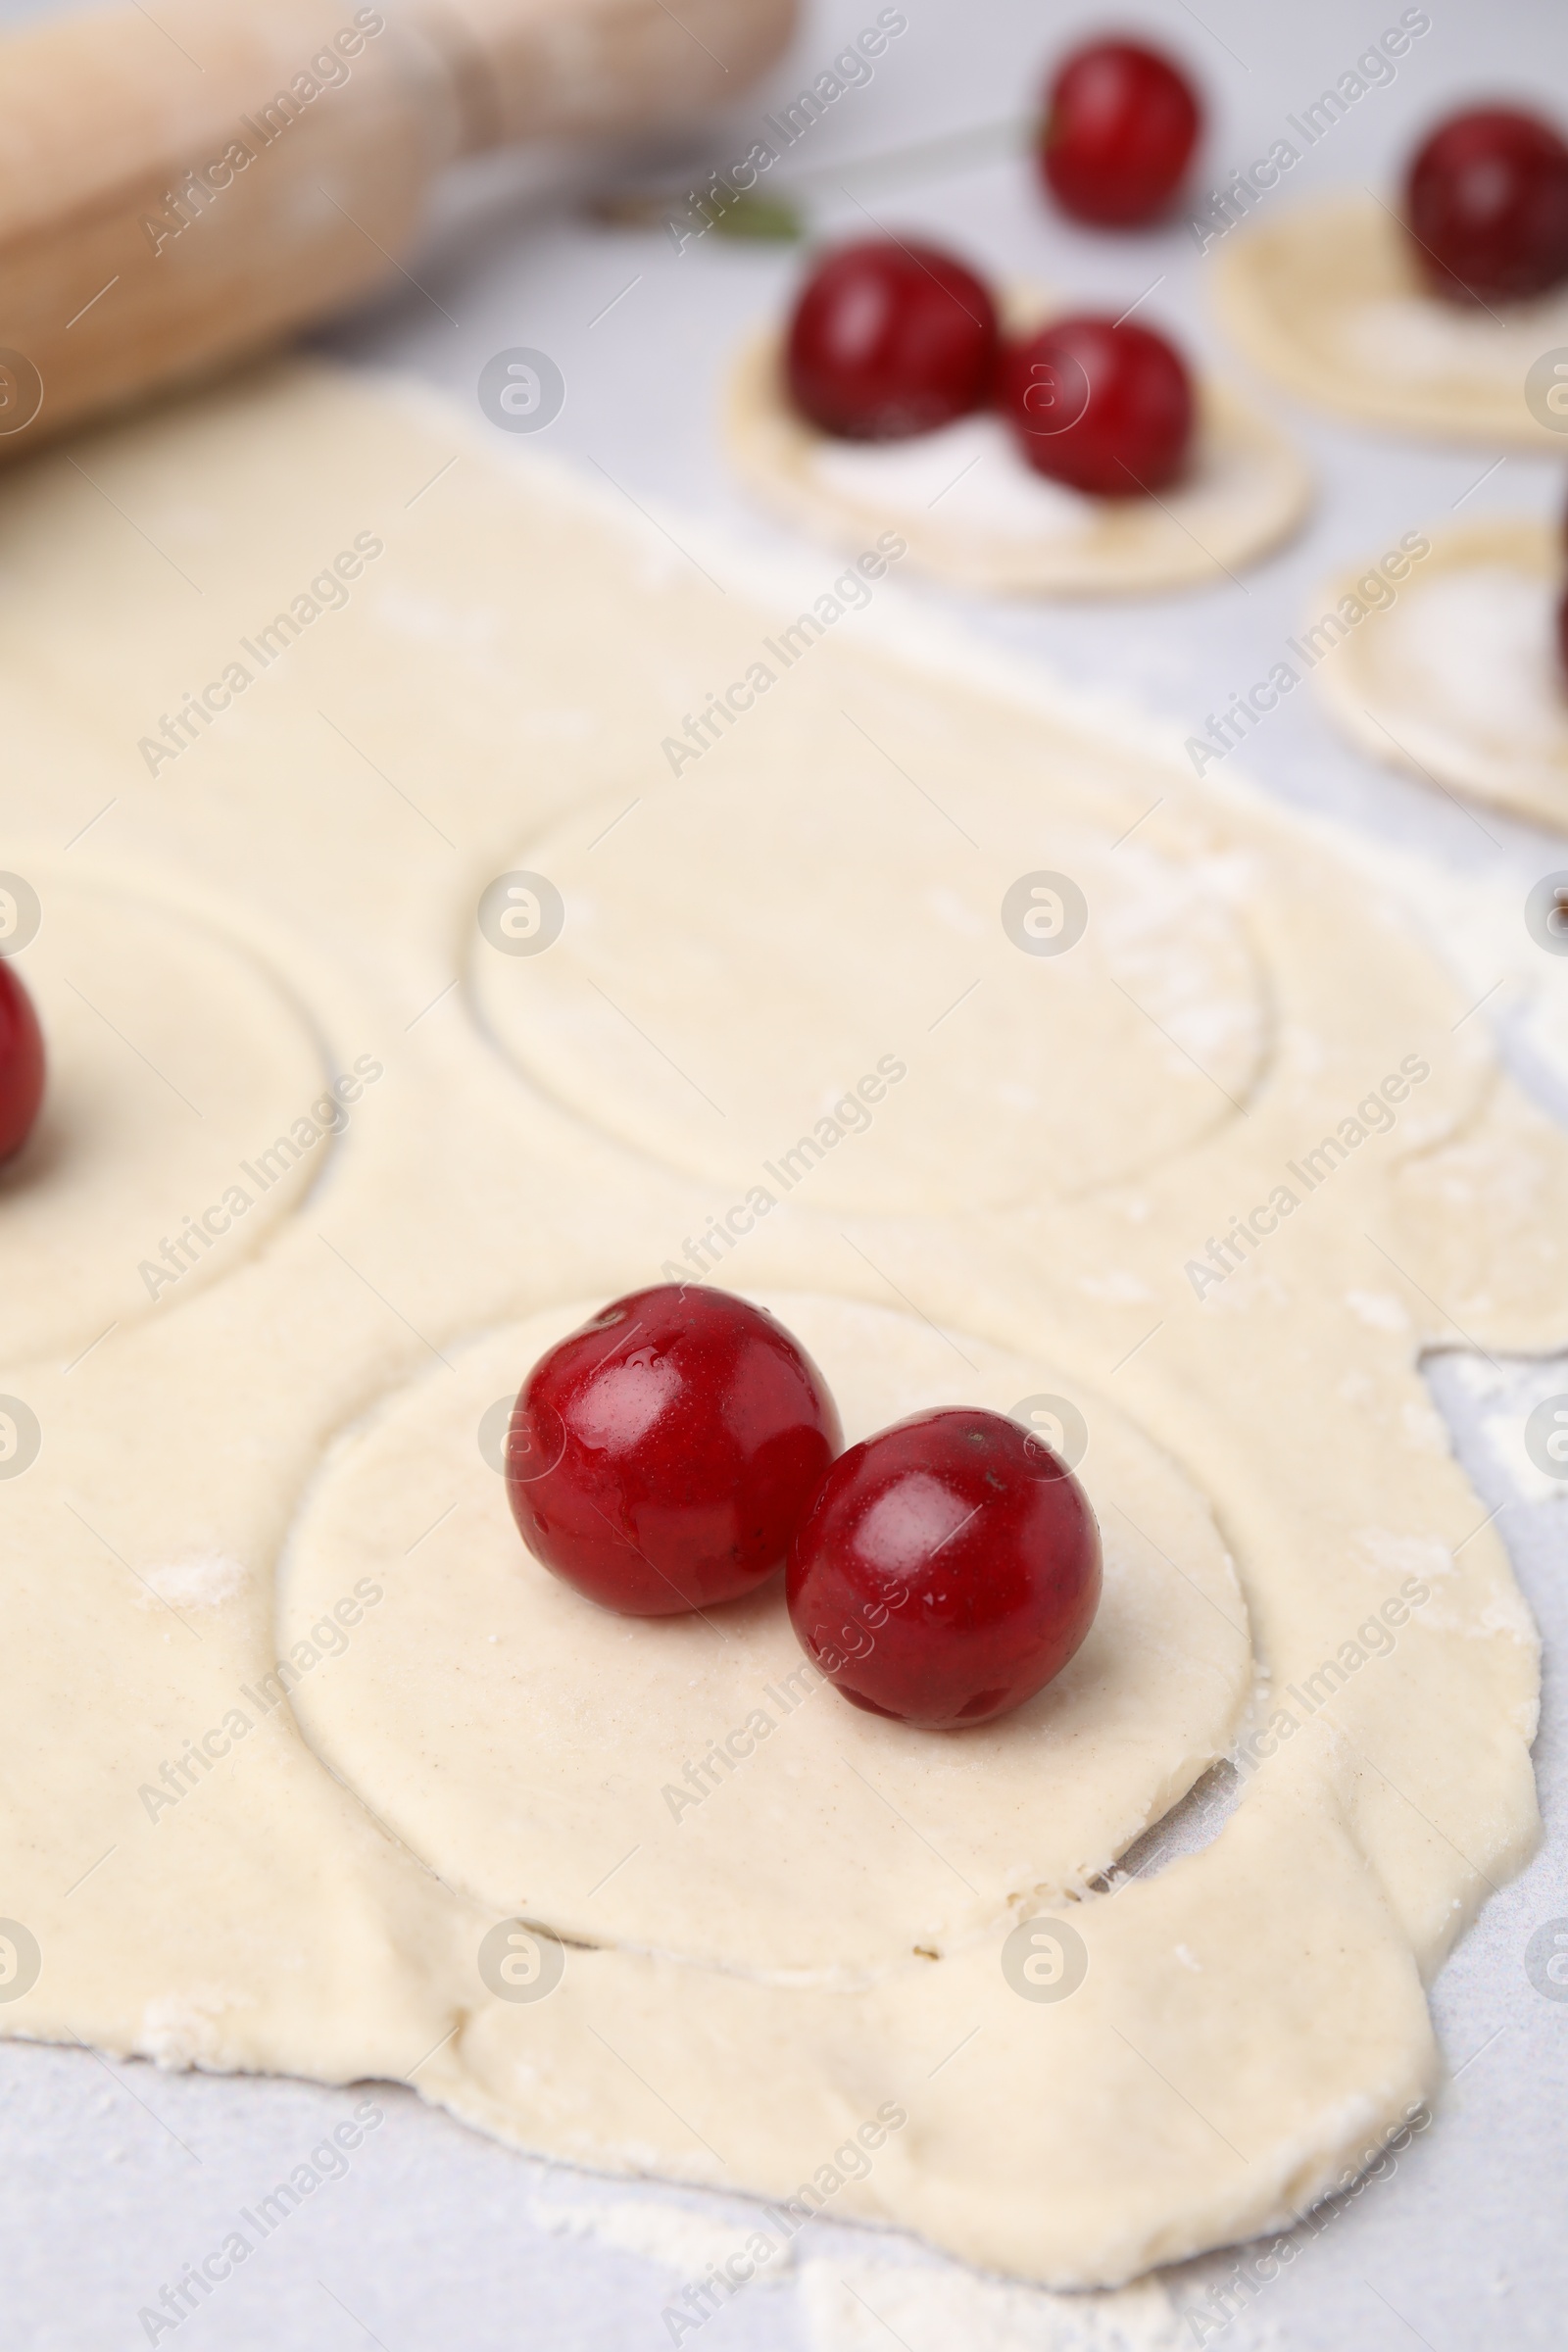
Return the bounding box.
[1,361,1565,2308]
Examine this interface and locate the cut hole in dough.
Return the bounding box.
[0,876,331,1367]
[724,330,1312,595]
[278,1295,1251,1982]
[1090,1756,1244,1892]
[1215,195,1568,446]
[1309,521,1568,832]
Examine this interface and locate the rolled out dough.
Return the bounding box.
[0,359,1562,2290]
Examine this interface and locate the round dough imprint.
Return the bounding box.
[724,330,1312,595]
[1214,195,1568,446]
[1309,520,1568,831]
[278,1295,1251,1982]
[468,775,1271,1215]
[0,874,331,1367]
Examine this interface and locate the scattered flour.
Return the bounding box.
[134,1553,251,1610]
[533,2192,794,2281]
[800,2256,1182,2351]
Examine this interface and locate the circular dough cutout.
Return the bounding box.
[469,775,1269,1214]
[278,1294,1252,1982]
[0,877,331,1366]
[725,329,1311,595]
[1215,195,1568,446]
[1310,520,1568,832]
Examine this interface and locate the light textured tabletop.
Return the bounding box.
[1,0,1565,2346]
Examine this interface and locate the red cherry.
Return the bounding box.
[0,964,45,1163]
[508,1286,842,1617]
[1405,108,1568,304]
[784,238,999,440]
[1040,40,1201,228]
[998,315,1193,497]
[786,1407,1102,1732]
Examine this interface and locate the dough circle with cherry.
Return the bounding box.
[724,325,1311,595]
[0,872,332,1368]
[1215,195,1568,445]
[278,1295,1250,1979]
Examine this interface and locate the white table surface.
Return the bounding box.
[2,0,1566,2345]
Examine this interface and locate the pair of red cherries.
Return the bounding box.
[786,240,1195,499]
[0,966,45,1164]
[506,1287,1102,1733]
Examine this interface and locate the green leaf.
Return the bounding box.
[710,192,806,243]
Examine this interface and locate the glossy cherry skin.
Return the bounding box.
[784,238,1000,440]
[1040,39,1201,228]
[998,315,1193,496]
[1405,108,1568,304]
[786,1407,1102,1731]
[507,1286,842,1616]
[0,963,45,1163]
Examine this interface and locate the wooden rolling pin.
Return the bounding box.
[0,0,795,459]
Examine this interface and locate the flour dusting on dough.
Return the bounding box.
[135,1553,251,1609]
[1307,522,1568,832]
[1337,290,1568,386]
[1345,1291,1409,1334]
[1374,568,1565,751]
[810,414,1096,542]
[137,1988,254,2071]
[1349,1530,1453,1586]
